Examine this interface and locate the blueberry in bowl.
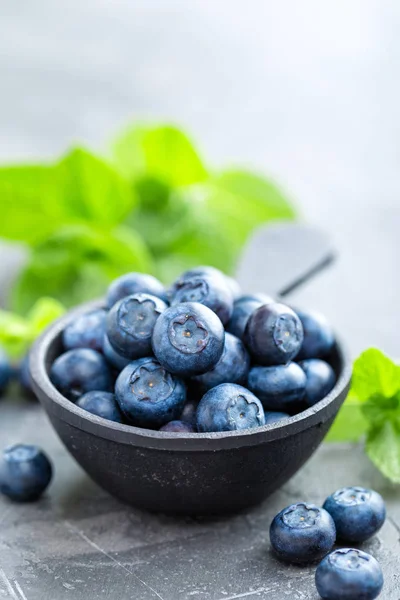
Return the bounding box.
[29,263,351,515]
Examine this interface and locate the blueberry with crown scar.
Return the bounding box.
[170,272,233,324]
[106,272,167,308]
[115,357,186,428]
[152,302,225,377]
[107,293,167,359]
[270,502,336,564]
[226,294,274,340]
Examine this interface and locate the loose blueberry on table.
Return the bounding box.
[269,502,336,564]
[0,444,52,502]
[323,486,386,543]
[48,266,338,434]
[315,548,383,600]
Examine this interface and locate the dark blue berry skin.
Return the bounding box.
[270,502,336,564]
[0,347,11,396]
[248,363,306,412]
[244,303,304,366]
[115,357,187,428]
[196,383,265,433]
[180,397,200,426]
[62,308,106,353]
[315,548,383,600]
[152,302,225,377]
[299,359,336,406]
[159,420,195,433]
[106,272,167,308]
[102,335,130,371]
[296,309,335,360]
[76,391,123,423]
[192,333,250,392]
[226,295,273,340]
[170,273,233,325]
[264,411,290,425]
[0,444,52,502]
[107,293,167,359]
[323,487,386,543]
[50,348,113,401]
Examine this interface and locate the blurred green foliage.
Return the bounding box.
[0,123,296,315]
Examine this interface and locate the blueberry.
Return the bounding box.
[102,335,130,371]
[225,276,241,300]
[315,548,383,600]
[170,266,240,300]
[115,357,186,428]
[296,308,335,360]
[106,293,167,359]
[196,383,265,433]
[76,391,123,423]
[0,444,52,502]
[50,348,113,401]
[323,486,386,543]
[247,363,306,412]
[180,397,200,425]
[264,411,290,425]
[299,359,336,406]
[244,303,303,365]
[152,302,225,377]
[0,347,11,396]
[270,502,336,564]
[226,296,273,340]
[192,333,250,392]
[170,273,233,325]
[106,272,167,308]
[62,308,106,353]
[159,420,195,433]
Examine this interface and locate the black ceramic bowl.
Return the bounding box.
[30,300,351,515]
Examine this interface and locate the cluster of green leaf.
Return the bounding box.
[327,348,400,483]
[0,123,295,317]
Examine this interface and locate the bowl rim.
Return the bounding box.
[30,299,352,451]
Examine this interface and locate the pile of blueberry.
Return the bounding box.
[49,266,337,433]
[270,486,386,599]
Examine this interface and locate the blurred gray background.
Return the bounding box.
[1,0,399,356]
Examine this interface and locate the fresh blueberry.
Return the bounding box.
[170,266,240,299]
[264,411,290,425]
[106,272,167,308]
[299,359,336,406]
[76,391,123,423]
[247,363,306,412]
[244,303,304,365]
[192,333,250,392]
[152,302,225,377]
[170,273,233,325]
[196,383,265,433]
[159,420,195,433]
[0,444,52,502]
[50,348,113,401]
[62,308,106,353]
[106,293,167,359]
[180,397,200,425]
[323,486,386,543]
[0,347,11,396]
[115,357,187,428]
[315,548,383,600]
[270,502,336,564]
[296,308,335,360]
[226,295,273,340]
[102,335,130,371]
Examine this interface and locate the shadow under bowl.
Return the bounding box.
[30,300,352,515]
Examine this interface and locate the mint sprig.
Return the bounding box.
[328,348,400,483]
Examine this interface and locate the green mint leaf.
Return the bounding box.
[366,420,400,483]
[11,225,152,313]
[351,348,400,402]
[0,164,64,244]
[112,124,207,186]
[362,392,400,428]
[0,310,30,358]
[26,297,65,338]
[57,148,136,227]
[325,393,369,442]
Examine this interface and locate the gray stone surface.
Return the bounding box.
[1,1,400,598]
